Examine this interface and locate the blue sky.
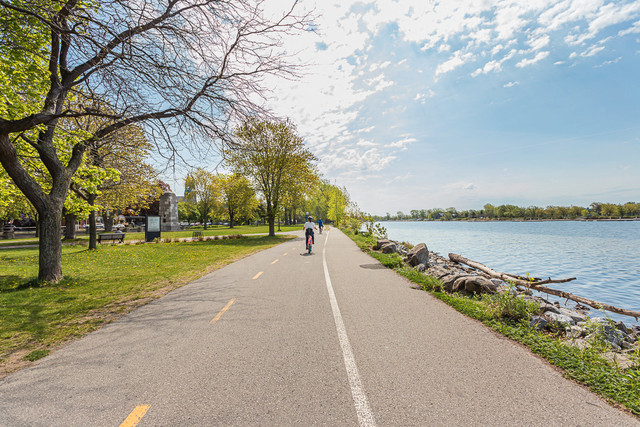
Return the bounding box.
[172,1,640,215]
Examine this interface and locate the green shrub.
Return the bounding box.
[484,287,539,321]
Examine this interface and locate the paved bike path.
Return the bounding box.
[0,228,637,426]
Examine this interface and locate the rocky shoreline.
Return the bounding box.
[374,238,640,359]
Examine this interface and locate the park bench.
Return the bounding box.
[192,231,203,239]
[97,233,126,244]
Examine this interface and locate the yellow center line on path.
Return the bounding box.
[252,271,263,280]
[271,259,279,264]
[210,298,236,325]
[119,405,150,427]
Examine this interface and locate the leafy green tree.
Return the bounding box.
[184,169,221,230]
[589,202,603,216]
[327,185,349,227]
[178,201,198,224]
[622,202,639,218]
[0,0,308,282]
[226,120,317,236]
[483,203,495,218]
[280,156,319,225]
[219,174,258,228]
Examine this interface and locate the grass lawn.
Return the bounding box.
[343,229,640,416]
[0,234,294,375]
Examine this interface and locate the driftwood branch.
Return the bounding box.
[448,253,640,320]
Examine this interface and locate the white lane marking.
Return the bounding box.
[322,230,377,427]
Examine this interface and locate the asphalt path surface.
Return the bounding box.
[0,228,637,426]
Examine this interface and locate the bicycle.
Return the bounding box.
[306,234,313,254]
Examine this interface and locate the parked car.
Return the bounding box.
[83,224,105,230]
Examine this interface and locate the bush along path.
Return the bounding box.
[344,229,640,417]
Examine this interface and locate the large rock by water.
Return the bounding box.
[405,243,429,267]
[375,239,391,250]
[381,242,397,254]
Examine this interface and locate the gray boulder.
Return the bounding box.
[568,325,585,339]
[405,243,429,267]
[442,274,467,293]
[540,303,561,315]
[530,315,549,331]
[375,239,391,250]
[381,242,397,254]
[545,312,575,326]
[557,307,587,323]
[452,276,498,294]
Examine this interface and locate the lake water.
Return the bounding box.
[381,220,640,325]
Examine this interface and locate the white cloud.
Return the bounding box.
[516,51,550,68]
[471,59,502,77]
[356,126,376,134]
[581,44,606,57]
[364,74,395,91]
[370,61,392,71]
[504,81,519,88]
[322,147,396,172]
[619,20,640,36]
[385,137,416,150]
[356,139,377,147]
[596,56,622,67]
[528,34,551,51]
[464,183,477,190]
[415,90,435,103]
[435,51,475,77]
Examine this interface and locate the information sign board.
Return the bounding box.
[145,215,161,242]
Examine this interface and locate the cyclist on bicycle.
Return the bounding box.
[317,218,324,234]
[303,216,317,249]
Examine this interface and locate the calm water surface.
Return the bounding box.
[381,221,640,324]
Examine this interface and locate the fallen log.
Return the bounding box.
[448,253,640,320]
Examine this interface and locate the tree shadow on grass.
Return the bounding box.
[0,275,88,293]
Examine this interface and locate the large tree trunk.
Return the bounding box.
[64,212,76,240]
[268,215,275,236]
[38,206,63,283]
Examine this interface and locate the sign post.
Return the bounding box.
[145,215,161,242]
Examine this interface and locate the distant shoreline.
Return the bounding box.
[378,218,640,222]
